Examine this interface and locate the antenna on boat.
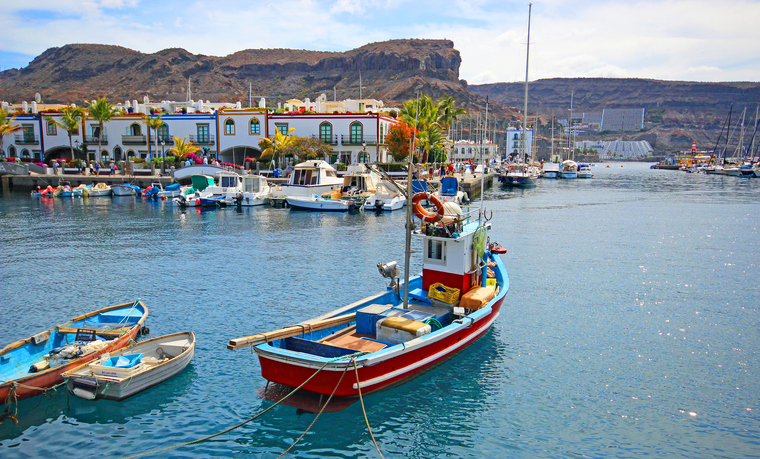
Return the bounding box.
[403,92,420,310]
[479,96,488,225]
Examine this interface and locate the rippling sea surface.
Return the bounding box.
[1,162,758,458]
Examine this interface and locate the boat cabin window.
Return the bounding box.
[219,175,238,188]
[425,239,446,265]
[325,170,337,178]
[244,177,260,192]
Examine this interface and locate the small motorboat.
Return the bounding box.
[31,185,54,197]
[112,183,140,196]
[364,180,406,212]
[287,194,359,212]
[62,331,195,401]
[87,182,112,197]
[0,301,149,404]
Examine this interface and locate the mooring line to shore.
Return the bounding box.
[119,351,369,459]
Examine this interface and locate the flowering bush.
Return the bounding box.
[220,162,242,169]
[34,162,46,167]
[186,152,201,163]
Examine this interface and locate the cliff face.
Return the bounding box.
[0,39,466,105]
[470,78,760,152]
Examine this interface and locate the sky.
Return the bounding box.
[2,0,760,84]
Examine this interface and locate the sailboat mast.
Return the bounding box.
[521,3,532,164]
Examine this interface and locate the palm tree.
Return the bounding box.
[167,136,200,162]
[87,97,119,162]
[260,127,296,168]
[45,105,84,160]
[399,95,465,163]
[0,108,22,159]
[144,114,165,161]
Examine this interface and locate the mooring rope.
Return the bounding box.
[276,357,355,458]
[120,352,368,459]
[353,359,385,459]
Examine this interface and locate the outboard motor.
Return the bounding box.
[374,200,384,212]
[233,192,244,207]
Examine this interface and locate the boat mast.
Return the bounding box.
[480,97,488,224]
[403,93,420,310]
[521,3,532,165]
[569,90,574,160]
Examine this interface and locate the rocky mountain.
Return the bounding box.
[0,39,477,108]
[2,40,759,154]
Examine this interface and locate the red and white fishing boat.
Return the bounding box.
[228,188,509,397]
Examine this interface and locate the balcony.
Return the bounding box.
[189,135,215,145]
[340,135,378,146]
[122,135,147,145]
[157,136,174,146]
[14,135,39,145]
[311,135,339,146]
[83,135,108,144]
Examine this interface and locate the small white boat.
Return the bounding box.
[234,175,271,206]
[87,183,112,197]
[112,184,138,196]
[541,162,560,178]
[559,160,578,179]
[287,194,359,212]
[433,176,469,205]
[577,163,593,178]
[364,180,406,211]
[269,160,343,207]
[62,331,195,401]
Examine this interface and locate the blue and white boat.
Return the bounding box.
[0,301,148,404]
[559,160,578,179]
[577,163,593,178]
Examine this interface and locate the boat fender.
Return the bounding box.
[196,198,201,206]
[412,192,444,223]
[29,360,50,373]
[72,387,97,400]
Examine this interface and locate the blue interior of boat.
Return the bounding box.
[0,303,145,384]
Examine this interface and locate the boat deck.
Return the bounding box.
[319,326,387,353]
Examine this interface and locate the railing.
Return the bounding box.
[14,135,39,145]
[83,135,108,144]
[157,136,174,145]
[340,135,378,146]
[122,135,147,145]
[310,135,339,146]
[189,135,215,145]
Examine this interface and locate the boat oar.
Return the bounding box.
[227,313,356,350]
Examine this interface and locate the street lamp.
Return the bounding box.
[161,140,165,174]
[362,141,367,164]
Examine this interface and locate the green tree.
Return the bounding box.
[0,108,22,159]
[167,136,200,162]
[259,127,296,167]
[87,97,120,162]
[144,113,165,160]
[45,105,84,160]
[280,136,333,162]
[399,94,464,162]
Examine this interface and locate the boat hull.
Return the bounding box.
[256,300,502,397]
[64,332,194,401]
[0,302,148,404]
[287,196,357,212]
[112,186,137,196]
[501,175,537,187]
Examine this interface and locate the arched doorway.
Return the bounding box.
[113,146,123,162]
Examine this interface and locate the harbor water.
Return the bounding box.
[1,162,758,458]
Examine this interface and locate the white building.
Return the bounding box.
[1,98,400,165]
[504,128,534,160]
[451,140,498,163]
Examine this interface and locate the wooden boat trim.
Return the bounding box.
[227,314,356,350]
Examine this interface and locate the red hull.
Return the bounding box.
[258,297,504,397]
[0,327,140,403]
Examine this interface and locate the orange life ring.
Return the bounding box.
[412,192,445,223]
